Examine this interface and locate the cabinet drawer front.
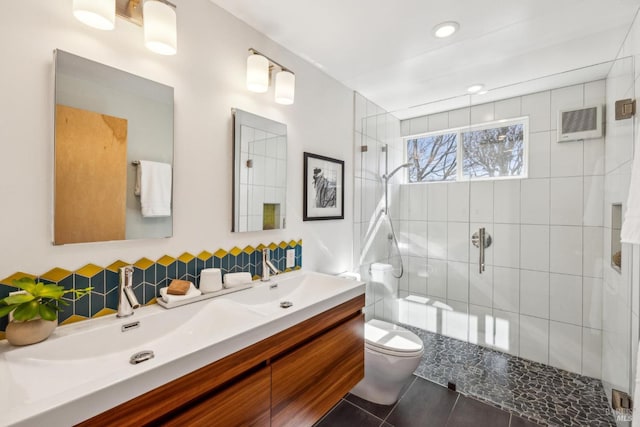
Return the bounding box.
[163,366,271,427]
[271,314,364,427]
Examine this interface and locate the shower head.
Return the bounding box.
[384,161,413,181]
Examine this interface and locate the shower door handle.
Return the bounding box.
[471,228,492,274]
[479,228,486,273]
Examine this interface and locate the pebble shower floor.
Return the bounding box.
[400,324,616,426]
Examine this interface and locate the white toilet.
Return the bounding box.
[351,263,424,405]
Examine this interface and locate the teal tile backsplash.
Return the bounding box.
[0,240,302,337]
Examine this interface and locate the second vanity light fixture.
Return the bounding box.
[72,0,177,56]
[246,49,295,105]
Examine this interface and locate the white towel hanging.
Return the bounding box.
[135,160,172,217]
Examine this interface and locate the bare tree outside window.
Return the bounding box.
[461,124,524,178]
[407,133,458,182]
[405,117,527,183]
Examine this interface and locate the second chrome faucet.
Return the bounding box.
[261,248,280,281]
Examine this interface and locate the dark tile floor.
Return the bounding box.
[314,376,542,427]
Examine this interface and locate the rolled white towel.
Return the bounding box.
[159,282,201,303]
[224,272,253,288]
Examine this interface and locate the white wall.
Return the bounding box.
[0,0,354,280]
[395,82,607,379]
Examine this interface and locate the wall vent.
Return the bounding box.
[557,105,603,142]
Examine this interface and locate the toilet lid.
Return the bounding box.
[364,319,424,356]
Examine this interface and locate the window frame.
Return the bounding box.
[404,116,529,184]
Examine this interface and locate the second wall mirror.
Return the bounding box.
[232,109,287,232]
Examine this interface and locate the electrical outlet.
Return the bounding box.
[286,249,295,268]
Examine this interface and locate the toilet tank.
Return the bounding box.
[370,263,396,295]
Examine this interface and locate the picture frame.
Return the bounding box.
[303,152,344,221]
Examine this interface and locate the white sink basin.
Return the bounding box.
[221,271,357,316]
[0,270,364,427]
[4,298,262,362]
[0,298,267,413]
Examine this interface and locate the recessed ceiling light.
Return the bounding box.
[467,84,485,93]
[432,21,459,38]
[477,90,488,95]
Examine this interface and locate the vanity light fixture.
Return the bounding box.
[275,70,295,105]
[246,48,296,105]
[432,21,459,38]
[73,0,178,56]
[467,84,485,94]
[143,0,177,56]
[73,0,116,30]
[246,52,270,93]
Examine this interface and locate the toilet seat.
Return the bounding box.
[364,319,424,357]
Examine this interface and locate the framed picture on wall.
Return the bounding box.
[303,152,344,221]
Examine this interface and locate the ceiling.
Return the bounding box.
[210,0,640,119]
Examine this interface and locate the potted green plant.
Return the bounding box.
[0,277,92,346]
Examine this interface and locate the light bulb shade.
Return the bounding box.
[275,70,295,105]
[143,0,177,56]
[246,54,269,93]
[73,0,115,30]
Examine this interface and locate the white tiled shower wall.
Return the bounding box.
[396,82,607,379]
[353,93,403,318]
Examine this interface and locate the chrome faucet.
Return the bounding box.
[117,266,140,318]
[261,248,280,281]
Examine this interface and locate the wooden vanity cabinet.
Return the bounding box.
[162,366,271,427]
[77,295,364,427]
[272,314,364,427]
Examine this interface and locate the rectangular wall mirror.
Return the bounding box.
[54,50,174,245]
[232,109,287,232]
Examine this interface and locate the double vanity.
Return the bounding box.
[9,49,362,426]
[0,271,365,426]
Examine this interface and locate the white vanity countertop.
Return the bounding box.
[0,270,365,427]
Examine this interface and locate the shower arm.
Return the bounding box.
[382,143,417,216]
[383,162,414,182]
[383,161,412,216]
[377,144,417,280]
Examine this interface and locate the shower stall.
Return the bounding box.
[353,54,639,418]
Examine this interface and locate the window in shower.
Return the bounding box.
[461,120,527,179]
[406,117,528,183]
[407,132,458,182]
